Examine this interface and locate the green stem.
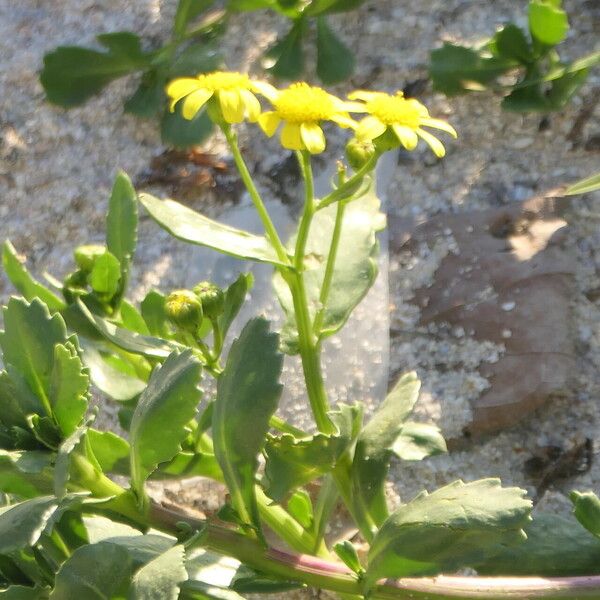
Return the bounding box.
[313,199,346,336]
[311,475,338,552]
[222,125,290,265]
[317,153,379,210]
[269,415,306,437]
[211,317,223,358]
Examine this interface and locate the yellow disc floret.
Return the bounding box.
[166,70,277,124]
[348,90,457,158]
[258,82,360,154]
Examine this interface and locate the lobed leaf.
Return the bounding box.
[139,193,286,266]
[366,479,532,584]
[130,350,202,498]
[263,20,305,80]
[213,318,283,534]
[131,544,188,600]
[0,450,54,498]
[316,17,354,84]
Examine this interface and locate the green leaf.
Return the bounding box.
[286,490,313,529]
[0,298,70,415]
[0,370,39,430]
[351,372,421,529]
[174,0,214,38]
[571,490,600,538]
[106,171,138,297]
[119,300,150,335]
[139,193,286,266]
[160,104,214,149]
[2,241,65,311]
[493,24,532,63]
[529,0,569,46]
[86,429,130,475]
[0,496,59,554]
[40,32,151,107]
[131,544,188,600]
[141,291,169,337]
[153,450,221,481]
[366,479,532,584]
[49,343,89,437]
[50,541,133,599]
[0,450,54,498]
[89,251,121,298]
[213,318,283,534]
[263,20,305,80]
[316,17,354,84]
[76,299,180,359]
[264,431,347,501]
[218,273,253,339]
[130,350,202,497]
[274,182,384,353]
[333,540,362,574]
[475,512,600,575]
[81,344,146,401]
[54,424,91,499]
[169,44,221,78]
[566,171,600,195]
[430,43,515,95]
[125,71,166,117]
[391,421,446,461]
[305,0,365,15]
[0,587,48,599]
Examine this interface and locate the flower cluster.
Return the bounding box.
[166,70,456,156]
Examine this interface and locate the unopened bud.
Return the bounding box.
[74,244,106,273]
[165,290,203,333]
[345,138,376,171]
[193,281,225,319]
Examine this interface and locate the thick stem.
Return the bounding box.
[222,125,290,264]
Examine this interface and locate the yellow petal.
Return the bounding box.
[280,122,303,150]
[331,113,358,129]
[356,116,387,140]
[348,90,382,102]
[338,101,368,113]
[251,80,279,102]
[406,98,430,118]
[219,89,245,123]
[417,128,446,158]
[166,78,203,112]
[181,88,213,120]
[240,89,261,122]
[300,122,326,154]
[392,124,418,150]
[420,117,458,138]
[258,111,281,137]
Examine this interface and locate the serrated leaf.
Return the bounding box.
[106,171,138,299]
[430,43,515,95]
[40,32,151,107]
[529,0,569,46]
[351,371,420,529]
[366,479,532,584]
[130,350,202,498]
[49,343,89,437]
[0,450,54,498]
[263,20,305,80]
[50,541,133,599]
[274,182,384,353]
[81,344,146,401]
[87,429,130,475]
[316,17,354,84]
[2,241,65,311]
[0,370,38,430]
[475,512,600,575]
[0,298,70,416]
[566,171,600,195]
[218,273,253,339]
[139,194,286,266]
[76,299,180,358]
[213,318,283,534]
[54,424,96,499]
[131,544,188,600]
[264,431,347,501]
[493,23,532,63]
[391,421,446,461]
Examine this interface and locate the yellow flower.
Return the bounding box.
[348,91,457,158]
[166,71,276,124]
[258,83,360,154]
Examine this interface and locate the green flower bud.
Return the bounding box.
[74,244,106,273]
[193,281,225,319]
[345,138,376,171]
[165,290,203,333]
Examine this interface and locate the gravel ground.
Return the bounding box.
[1,0,600,591]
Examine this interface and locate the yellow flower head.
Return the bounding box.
[258,83,359,154]
[348,91,457,158]
[166,71,276,124]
